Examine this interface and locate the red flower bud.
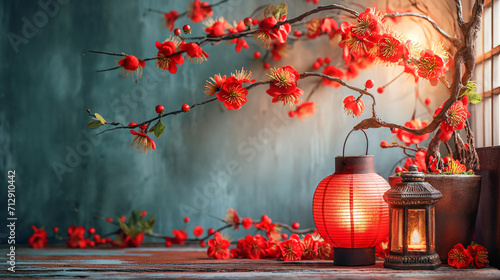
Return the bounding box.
[155,104,165,114]
[184,217,190,223]
[292,222,300,229]
[174,28,181,36]
[377,87,384,93]
[365,79,374,89]
[253,51,261,59]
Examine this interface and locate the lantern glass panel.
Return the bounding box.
[430,207,435,250]
[408,209,426,251]
[390,208,403,252]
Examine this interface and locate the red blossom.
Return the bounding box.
[240,234,268,259]
[322,65,344,87]
[265,241,282,259]
[165,229,188,245]
[443,158,467,174]
[317,240,333,260]
[377,34,404,63]
[448,243,473,269]
[266,66,300,95]
[301,234,319,260]
[193,226,204,237]
[118,55,145,78]
[207,232,231,260]
[434,100,470,141]
[467,243,489,268]
[256,15,291,47]
[28,225,48,249]
[130,130,156,154]
[223,208,241,229]
[343,95,365,117]
[339,8,383,59]
[122,233,144,248]
[187,0,213,23]
[417,49,446,86]
[163,10,179,31]
[180,42,209,63]
[265,66,303,106]
[279,234,304,261]
[205,18,228,37]
[394,119,429,145]
[241,217,253,229]
[228,21,249,53]
[67,225,87,248]
[216,76,250,110]
[352,8,384,39]
[155,39,184,74]
[204,74,227,96]
[289,102,316,120]
[255,215,272,232]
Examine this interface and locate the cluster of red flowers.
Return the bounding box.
[434,99,471,142]
[204,68,256,110]
[337,7,448,86]
[448,242,489,269]
[207,231,334,261]
[29,211,151,249]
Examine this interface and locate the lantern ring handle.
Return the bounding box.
[342,129,368,159]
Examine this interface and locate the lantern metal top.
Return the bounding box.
[384,165,442,205]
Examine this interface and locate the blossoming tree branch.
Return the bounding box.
[87,0,484,173]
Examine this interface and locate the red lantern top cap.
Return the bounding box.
[335,155,374,174]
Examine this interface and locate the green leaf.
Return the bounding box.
[274,2,287,20]
[467,91,482,104]
[154,120,165,138]
[264,4,276,17]
[93,113,106,124]
[149,124,155,133]
[118,218,131,235]
[87,121,103,129]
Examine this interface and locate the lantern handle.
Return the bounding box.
[342,129,369,159]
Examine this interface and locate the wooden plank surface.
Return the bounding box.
[3,246,500,279]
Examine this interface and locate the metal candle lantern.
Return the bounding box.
[313,131,390,266]
[383,165,442,270]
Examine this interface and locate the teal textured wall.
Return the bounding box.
[0,0,447,243]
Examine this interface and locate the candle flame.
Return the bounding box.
[411,229,421,245]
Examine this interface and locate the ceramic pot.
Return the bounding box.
[389,174,481,263]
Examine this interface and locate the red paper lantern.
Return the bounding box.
[313,155,390,265]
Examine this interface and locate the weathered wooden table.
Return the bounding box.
[4,246,500,279]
